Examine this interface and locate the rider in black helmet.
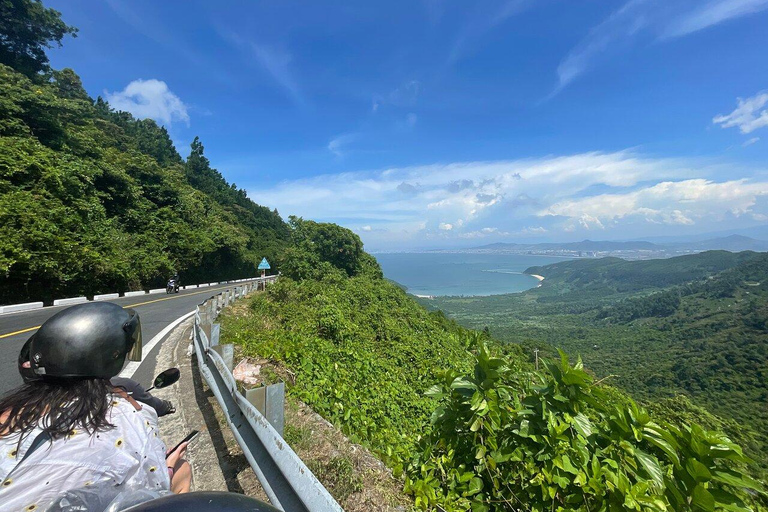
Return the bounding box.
[19,338,176,417]
[26,301,143,379]
[0,303,191,512]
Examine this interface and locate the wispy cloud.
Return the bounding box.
[105,0,233,85]
[554,0,768,94]
[215,27,303,105]
[662,0,768,38]
[249,151,765,249]
[555,0,648,92]
[447,0,534,66]
[713,91,768,134]
[372,80,422,113]
[105,79,189,126]
[250,43,303,104]
[743,137,760,147]
[327,133,357,157]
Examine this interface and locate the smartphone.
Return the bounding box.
[168,430,199,455]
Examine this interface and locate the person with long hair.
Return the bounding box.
[0,302,192,511]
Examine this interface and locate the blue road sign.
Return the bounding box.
[258,258,271,270]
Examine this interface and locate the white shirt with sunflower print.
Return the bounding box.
[0,396,170,512]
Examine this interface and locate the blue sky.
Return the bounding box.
[47,0,768,250]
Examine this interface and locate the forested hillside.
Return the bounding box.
[430,251,768,474]
[223,223,767,511]
[0,1,289,304]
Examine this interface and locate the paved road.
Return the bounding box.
[0,284,245,394]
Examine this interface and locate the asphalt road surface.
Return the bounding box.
[0,283,244,395]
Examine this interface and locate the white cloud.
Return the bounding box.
[743,137,760,147]
[250,43,303,104]
[447,0,534,66]
[543,179,768,228]
[327,134,357,157]
[554,0,768,93]
[105,79,189,126]
[519,226,547,235]
[249,150,763,249]
[361,225,372,232]
[556,0,647,91]
[663,0,768,38]
[713,91,768,134]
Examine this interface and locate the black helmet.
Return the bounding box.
[18,337,40,383]
[122,491,280,512]
[26,302,142,379]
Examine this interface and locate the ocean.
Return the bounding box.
[374,252,574,297]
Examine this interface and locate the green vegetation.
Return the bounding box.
[222,219,476,463]
[407,344,764,511]
[429,251,768,475]
[0,0,289,303]
[222,230,767,510]
[0,0,77,76]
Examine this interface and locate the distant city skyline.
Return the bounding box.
[47,0,768,250]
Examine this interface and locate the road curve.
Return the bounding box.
[0,283,248,395]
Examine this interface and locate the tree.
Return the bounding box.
[281,217,381,280]
[0,0,77,76]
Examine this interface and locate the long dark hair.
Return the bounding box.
[0,378,116,439]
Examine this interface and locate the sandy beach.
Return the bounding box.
[530,274,545,281]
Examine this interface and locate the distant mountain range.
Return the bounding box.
[462,234,768,259]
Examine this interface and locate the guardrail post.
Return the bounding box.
[211,343,234,372]
[241,382,285,437]
[266,382,285,436]
[210,323,220,347]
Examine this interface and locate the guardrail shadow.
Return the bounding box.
[190,354,246,494]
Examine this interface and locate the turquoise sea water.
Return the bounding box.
[374,252,573,297]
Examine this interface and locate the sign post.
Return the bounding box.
[258,257,271,278]
[257,258,271,289]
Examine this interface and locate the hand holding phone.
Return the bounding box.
[168,430,199,456]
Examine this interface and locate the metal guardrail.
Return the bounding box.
[193,276,343,512]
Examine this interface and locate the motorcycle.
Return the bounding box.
[166,279,180,294]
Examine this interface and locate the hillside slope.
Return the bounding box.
[0,61,289,303]
[430,251,768,471]
[224,224,767,510]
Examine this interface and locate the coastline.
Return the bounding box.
[530,274,545,281]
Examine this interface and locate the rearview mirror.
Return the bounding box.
[152,368,180,389]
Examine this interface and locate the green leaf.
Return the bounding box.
[691,484,715,512]
[467,477,483,496]
[572,412,593,438]
[710,469,763,491]
[424,384,445,399]
[709,488,750,512]
[686,458,712,483]
[635,449,664,490]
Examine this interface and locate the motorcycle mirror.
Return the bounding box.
[152,368,180,390]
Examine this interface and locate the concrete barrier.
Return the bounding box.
[123,290,146,297]
[148,288,166,294]
[0,301,44,314]
[53,296,88,306]
[94,293,119,301]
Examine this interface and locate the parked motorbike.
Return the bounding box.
[166,279,180,294]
